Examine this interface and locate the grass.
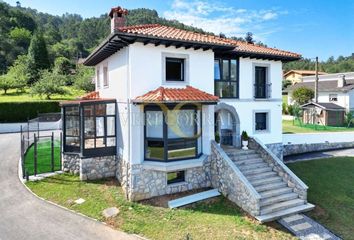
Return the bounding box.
[288,157,354,239]
[24,140,61,176]
[26,174,295,240]
[282,95,288,105]
[283,119,354,133]
[0,87,84,102]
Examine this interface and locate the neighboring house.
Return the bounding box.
[60,7,313,222]
[284,70,327,85]
[288,72,354,111]
[301,102,345,126]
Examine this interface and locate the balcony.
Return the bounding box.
[254,83,272,99]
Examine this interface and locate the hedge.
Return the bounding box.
[0,101,61,123]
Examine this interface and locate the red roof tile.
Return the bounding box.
[118,24,301,59]
[133,86,219,103]
[80,91,100,100]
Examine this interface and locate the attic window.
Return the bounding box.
[166,58,184,81]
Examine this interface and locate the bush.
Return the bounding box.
[0,101,60,122]
[282,102,288,115]
[241,131,249,141]
[345,111,353,127]
[292,87,314,105]
[287,104,294,116]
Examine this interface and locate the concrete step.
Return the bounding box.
[260,199,305,215]
[238,162,269,171]
[235,158,264,166]
[260,193,299,207]
[256,203,315,223]
[242,166,273,176]
[230,153,260,160]
[250,176,282,187]
[168,189,221,208]
[260,187,293,198]
[255,181,287,192]
[224,149,256,156]
[247,171,278,181]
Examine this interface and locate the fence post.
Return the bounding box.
[60,132,62,170]
[34,133,37,176]
[21,135,25,179]
[27,119,29,142]
[51,132,54,172]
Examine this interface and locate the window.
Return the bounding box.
[96,69,100,88]
[329,94,338,102]
[214,58,238,98]
[145,105,202,161]
[64,106,80,152]
[254,66,269,99]
[103,66,108,87]
[255,112,268,131]
[166,58,184,81]
[167,171,185,184]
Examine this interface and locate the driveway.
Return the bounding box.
[0,133,139,240]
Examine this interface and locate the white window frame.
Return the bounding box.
[96,68,100,89]
[162,52,189,85]
[253,110,270,133]
[103,65,109,88]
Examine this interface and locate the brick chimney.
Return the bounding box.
[109,6,128,33]
[338,74,346,88]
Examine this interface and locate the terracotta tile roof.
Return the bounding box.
[133,86,219,103]
[284,70,327,76]
[80,91,100,100]
[118,24,301,59]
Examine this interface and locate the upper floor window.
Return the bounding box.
[96,69,100,88]
[166,58,184,81]
[214,58,238,98]
[329,94,338,102]
[254,66,271,99]
[103,66,109,87]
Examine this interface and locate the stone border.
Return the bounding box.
[283,141,354,156]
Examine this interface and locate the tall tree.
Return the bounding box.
[245,32,254,44]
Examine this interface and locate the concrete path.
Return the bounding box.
[0,133,139,240]
[278,214,341,240]
[284,148,354,163]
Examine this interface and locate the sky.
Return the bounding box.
[3,0,354,60]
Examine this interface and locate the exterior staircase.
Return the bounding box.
[223,147,314,222]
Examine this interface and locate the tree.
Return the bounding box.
[245,32,254,44]
[282,79,292,90]
[73,65,95,92]
[291,87,314,105]
[9,27,32,49]
[0,75,14,94]
[30,70,67,99]
[6,55,30,90]
[27,31,50,82]
[53,57,73,76]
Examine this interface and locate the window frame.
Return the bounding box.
[214,57,239,99]
[96,69,100,89]
[63,106,81,153]
[167,171,185,184]
[254,111,270,133]
[103,66,109,87]
[144,104,202,162]
[165,57,185,82]
[253,64,271,99]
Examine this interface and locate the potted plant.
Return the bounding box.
[241,131,249,150]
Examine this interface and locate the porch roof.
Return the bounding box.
[132,86,219,104]
[60,91,115,106]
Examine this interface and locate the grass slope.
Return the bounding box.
[283,120,354,133]
[26,174,294,240]
[288,158,354,239]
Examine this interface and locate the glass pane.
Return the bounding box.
[215,82,237,98]
[230,59,237,81]
[96,138,105,148]
[65,116,80,136]
[96,104,106,116]
[256,113,267,130]
[167,110,195,138]
[146,140,164,160]
[167,171,185,184]
[222,60,229,80]
[96,117,105,137]
[214,59,221,80]
[146,111,163,138]
[84,139,95,149]
[106,103,115,115]
[197,110,202,154]
[107,116,115,136]
[84,105,94,116]
[166,58,183,81]
[107,137,116,147]
[65,106,79,115]
[168,139,196,160]
[66,137,80,147]
[84,117,95,138]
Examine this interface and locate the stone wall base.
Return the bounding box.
[283,141,354,156]
[266,142,283,160]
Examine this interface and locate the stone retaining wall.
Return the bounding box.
[210,141,261,216]
[283,141,354,156]
[266,142,283,160]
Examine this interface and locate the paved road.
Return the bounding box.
[284,148,354,162]
[0,133,138,240]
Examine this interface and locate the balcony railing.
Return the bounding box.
[254,83,272,99]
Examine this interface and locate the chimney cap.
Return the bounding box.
[109,6,128,18]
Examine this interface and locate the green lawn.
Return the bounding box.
[24,140,61,176]
[0,87,84,102]
[288,158,354,239]
[283,120,354,133]
[26,174,294,240]
[282,95,288,104]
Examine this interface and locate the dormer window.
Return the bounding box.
[166,58,184,81]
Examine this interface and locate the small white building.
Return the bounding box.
[60,7,312,220]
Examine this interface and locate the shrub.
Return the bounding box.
[241,131,249,141]
[345,111,353,127]
[0,101,60,122]
[282,102,288,115]
[287,104,294,116]
[291,87,314,105]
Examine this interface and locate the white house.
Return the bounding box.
[60,7,313,222]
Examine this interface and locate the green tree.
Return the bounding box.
[30,70,67,99]
[245,32,254,44]
[292,87,314,105]
[73,65,95,92]
[0,74,15,94]
[9,27,32,49]
[53,57,73,76]
[282,79,292,90]
[27,31,50,82]
[6,55,30,90]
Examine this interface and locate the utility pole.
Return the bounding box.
[315,56,319,103]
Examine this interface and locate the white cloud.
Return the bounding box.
[163,0,288,41]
